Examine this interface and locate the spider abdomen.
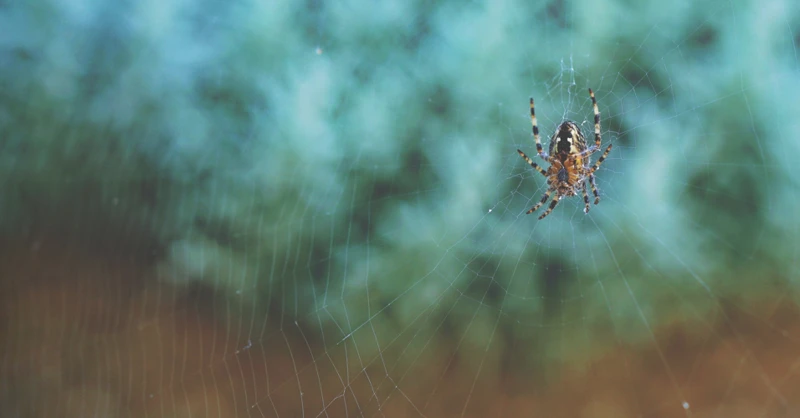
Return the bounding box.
[549,121,588,158]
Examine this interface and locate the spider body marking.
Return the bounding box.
[517,88,613,220]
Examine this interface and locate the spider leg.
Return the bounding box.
[589,143,613,175]
[581,182,590,213]
[589,88,601,149]
[517,149,547,177]
[526,188,553,214]
[538,194,561,220]
[530,98,549,160]
[589,174,600,205]
[574,146,599,159]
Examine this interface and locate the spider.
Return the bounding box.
[517,88,613,220]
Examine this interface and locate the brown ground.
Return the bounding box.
[1,236,798,418]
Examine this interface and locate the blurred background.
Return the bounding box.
[2,0,800,416]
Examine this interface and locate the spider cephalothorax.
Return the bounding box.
[517,88,613,220]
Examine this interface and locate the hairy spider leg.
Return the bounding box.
[573,145,601,160]
[517,149,547,177]
[581,182,591,213]
[526,189,552,214]
[589,143,613,175]
[589,173,600,205]
[589,88,601,149]
[530,98,548,160]
[538,194,561,220]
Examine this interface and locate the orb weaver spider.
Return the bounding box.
[517,88,613,220]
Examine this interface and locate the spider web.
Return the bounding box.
[2,0,800,417]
